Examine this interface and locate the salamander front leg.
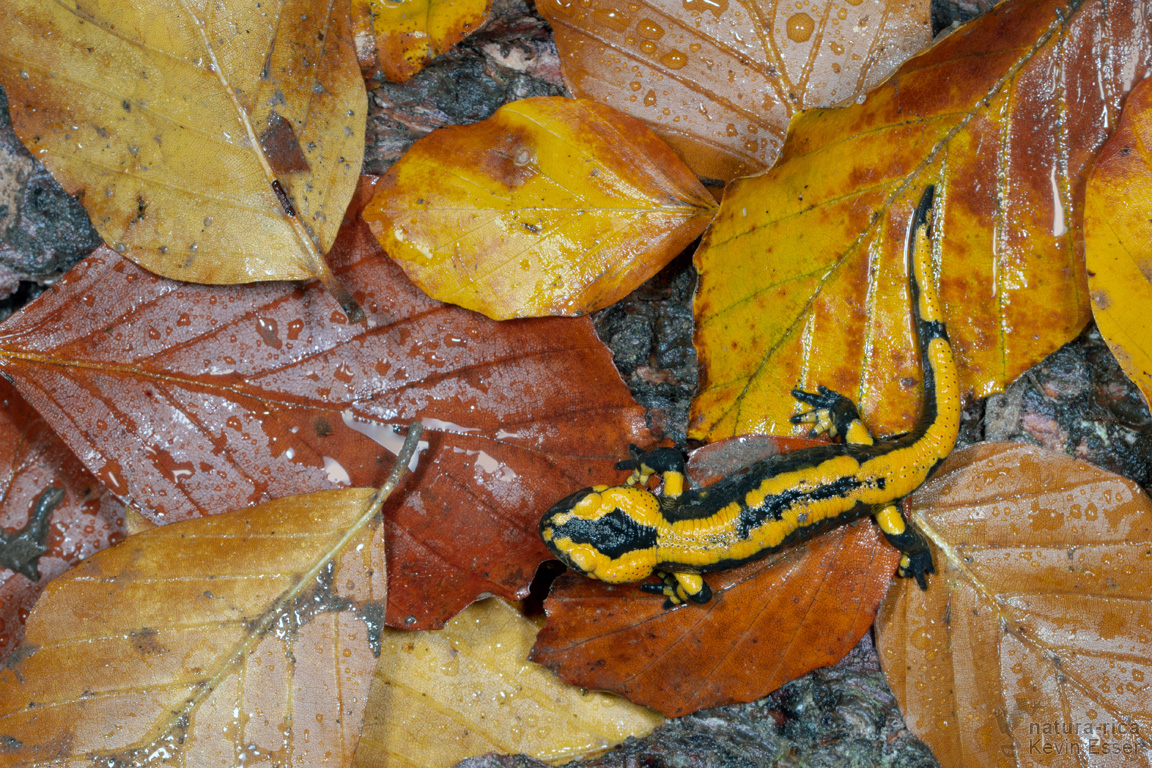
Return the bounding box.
[875,504,934,589]
[641,570,713,608]
[790,385,875,446]
[617,445,688,498]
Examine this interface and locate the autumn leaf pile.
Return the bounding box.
[0,0,1151,765]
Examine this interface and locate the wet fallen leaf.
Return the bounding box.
[539,0,931,182]
[530,436,899,717]
[0,177,651,630]
[0,427,417,764]
[691,0,1151,442]
[875,443,1152,768]
[0,378,122,662]
[354,598,662,766]
[0,0,367,316]
[352,0,491,82]
[1084,75,1152,411]
[364,96,717,320]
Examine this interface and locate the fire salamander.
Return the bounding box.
[540,186,959,607]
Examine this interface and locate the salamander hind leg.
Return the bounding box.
[641,570,713,608]
[875,504,934,590]
[790,385,875,446]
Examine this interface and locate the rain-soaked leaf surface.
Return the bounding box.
[539,0,931,182]
[0,177,651,630]
[0,0,367,315]
[365,97,716,320]
[876,443,1152,768]
[353,598,662,766]
[351,0,492,82]
[691,0,1152,443]
[0,438,414,766]
[0,378,122,662]
[531,436,899,718]
[1085,74,1152,411]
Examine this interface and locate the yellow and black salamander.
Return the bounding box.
[540,187,960,607]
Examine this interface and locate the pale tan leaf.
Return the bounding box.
[539,0,931,181]
[876,443,1152,768]
[0,0,366,315]
[0,427,421,765]
[353,599,663,766]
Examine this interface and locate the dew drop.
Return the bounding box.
[829,41,844,55]
[640,40,657,54]
[660,49,688,69]
[636,18,664,39]
[644,89,658,107]
[786,13,815,42]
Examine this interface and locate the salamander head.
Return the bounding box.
[539,485,662,584]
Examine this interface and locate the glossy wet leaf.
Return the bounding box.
[0,177,650,630]
[351,0,491,82]
[691,0,1152,442]
[0,379,123,662]
[539,0,931,182]
[364,97,717,320]
[0,0,366,314]
[0,449,413,764]
[876,443,1152,768]
[531,436,899,718]
[1084,75,1152,411]
[354,598,662,766]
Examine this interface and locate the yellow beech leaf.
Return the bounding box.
[876,443,1152,768]
[0,427,420,765]
[351,0,491,82]
[690,0,1152,442]
[539,0,932,182]
[1084,76,1152,411]
[0,0,367,318]
[353,598,663,766]
[364,96,717,320]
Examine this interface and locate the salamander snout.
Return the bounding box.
[539,485,662,583]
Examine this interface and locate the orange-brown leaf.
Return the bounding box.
[351,0,491,82]
[0,482,397,764]
[1084,75,1152,411]
[530,437,898,718]
[876,443,1152,768]
[539,0,931,182]
[0,379,123,661]
[0,177,651,630]
[691,0,1151,442]
[0,0,366,312]
[364,97,717,320]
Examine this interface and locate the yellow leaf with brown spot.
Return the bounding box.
[0,0,367,317]
[353,599,662,766]
[351,0,491,82]
[539,0,931,183]
[690,0,1152,442]
[0,429,420,765]
[876,443,1152,768]
[1084,76,1152,411]
[364,97,717,320]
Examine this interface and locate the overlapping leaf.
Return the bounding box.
[365,97,717,320]
[876,443,1152,768]
[351,0,491,82]
[0,379,122,661]
[0,177,651,630]
[539,0,931,182]
[0,0,366,315]
[354,598,662,766]
[531,436,899,717]
[691,0,1152,442]
[0,461,410,764]
[1085,75,1152,410]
